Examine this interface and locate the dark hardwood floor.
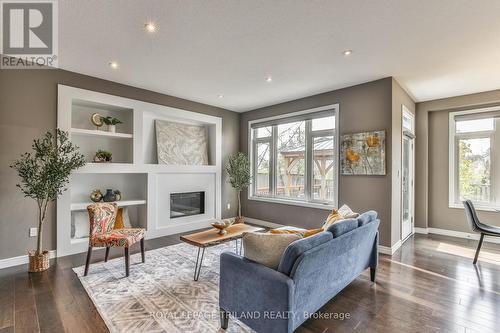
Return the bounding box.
[1,232,499,333]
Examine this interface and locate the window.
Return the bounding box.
[249,104,338,208]
[449,107,500,209]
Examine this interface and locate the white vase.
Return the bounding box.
[108,125,116,133]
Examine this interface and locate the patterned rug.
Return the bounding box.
[73,242,253,333]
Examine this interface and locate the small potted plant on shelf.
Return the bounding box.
[102,116,122,133]
[226,152,251,224]
[11,129,85,272]
[93,149,112,163]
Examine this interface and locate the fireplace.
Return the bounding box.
[170,191,205,219]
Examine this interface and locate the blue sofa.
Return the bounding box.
[219,211,379,333]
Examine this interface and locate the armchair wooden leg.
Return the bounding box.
[125,247,130,277]
[473,233,485,265]
[140,238,145,263]
[105,247,110,262]
[220,308,229,329]
[84,246,92,276]
[370,267,376,282]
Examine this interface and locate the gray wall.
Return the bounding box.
[239,78,395,247]
[416,89,500,232]
[0,69,240,260]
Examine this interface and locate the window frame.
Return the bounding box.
[449,106,499,211]
[248,104,339,210]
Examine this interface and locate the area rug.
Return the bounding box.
[73,242,253,333]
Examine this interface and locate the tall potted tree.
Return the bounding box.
[11,129,85,272]
[226,152,251,224]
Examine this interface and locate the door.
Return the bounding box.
[402,133,414,240]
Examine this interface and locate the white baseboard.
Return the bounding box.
[0,250,57,270]
[414,227,500,244]
[379,240,402,256]
[414,227,429,234]
[244,217,285,229]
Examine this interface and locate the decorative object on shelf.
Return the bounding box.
[90,189,103,202]
[102,116,123,133]
[93,149,112,163]
[113,190,122,201]
[10,129,85,272]
[155,119,208,165]
[103,189,117,202]
[90,113,104,130]
[340,130,386,175]
[211,218,235,235]
[226,152,251,224]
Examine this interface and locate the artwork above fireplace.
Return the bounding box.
[170,191,205,219]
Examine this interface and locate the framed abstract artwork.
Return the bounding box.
[155,119,208,165]
[340,130,386,175]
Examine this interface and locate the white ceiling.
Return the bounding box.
[59,0,500,112]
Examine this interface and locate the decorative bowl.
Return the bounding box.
[211,218,235,235]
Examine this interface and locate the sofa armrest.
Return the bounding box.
[219,252,295,333]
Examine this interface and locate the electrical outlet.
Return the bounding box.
[29,228,38,237]
[226,203,231,210]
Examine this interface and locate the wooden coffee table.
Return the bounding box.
[180,223,264,281]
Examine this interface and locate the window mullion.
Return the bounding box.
[271,125,278,197]
[305,120,313,201]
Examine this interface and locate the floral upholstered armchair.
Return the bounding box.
[84,203,145,277]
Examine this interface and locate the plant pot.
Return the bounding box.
[28,250,49,272]
[108,124,116,133]
[235,216,244,224]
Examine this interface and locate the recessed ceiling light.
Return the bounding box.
[144,22,157,33]
[109,61,119,69]
[265,76,272,82]
[217,94,224,98]
[342,49,353,56]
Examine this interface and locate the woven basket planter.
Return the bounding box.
[28,250,50,272]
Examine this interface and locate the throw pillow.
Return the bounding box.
[114,207,132,229]
[243,232,301,270]
[270,228,323,238]
[323,204,359,230]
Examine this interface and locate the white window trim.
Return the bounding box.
[248,104,339,210]
[449,106,500,211]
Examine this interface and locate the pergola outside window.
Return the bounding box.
[249,105,339,208]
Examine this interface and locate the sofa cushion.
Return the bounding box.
[278,232,333,276]
[327,218,358,238]
[357,210,378,227]
[243,232,302,270]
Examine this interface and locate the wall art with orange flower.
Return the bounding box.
[340,130,386,175]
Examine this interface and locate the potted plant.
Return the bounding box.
[11,129,85,272]
[102,116,122,133]
[226,152,251,224]
[93,149,112,163]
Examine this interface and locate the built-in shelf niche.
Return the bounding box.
[142,108,217,165]
[70,99,134,163]
[70,173,147,204]
[69,173,148,244]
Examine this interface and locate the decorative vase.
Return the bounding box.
[28,250,49,272]
[113,190,122,201]
[108,124,116,133]
[90,189,103,202]
[103,189,116,202]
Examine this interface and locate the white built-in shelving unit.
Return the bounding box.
[57,85,222,257]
